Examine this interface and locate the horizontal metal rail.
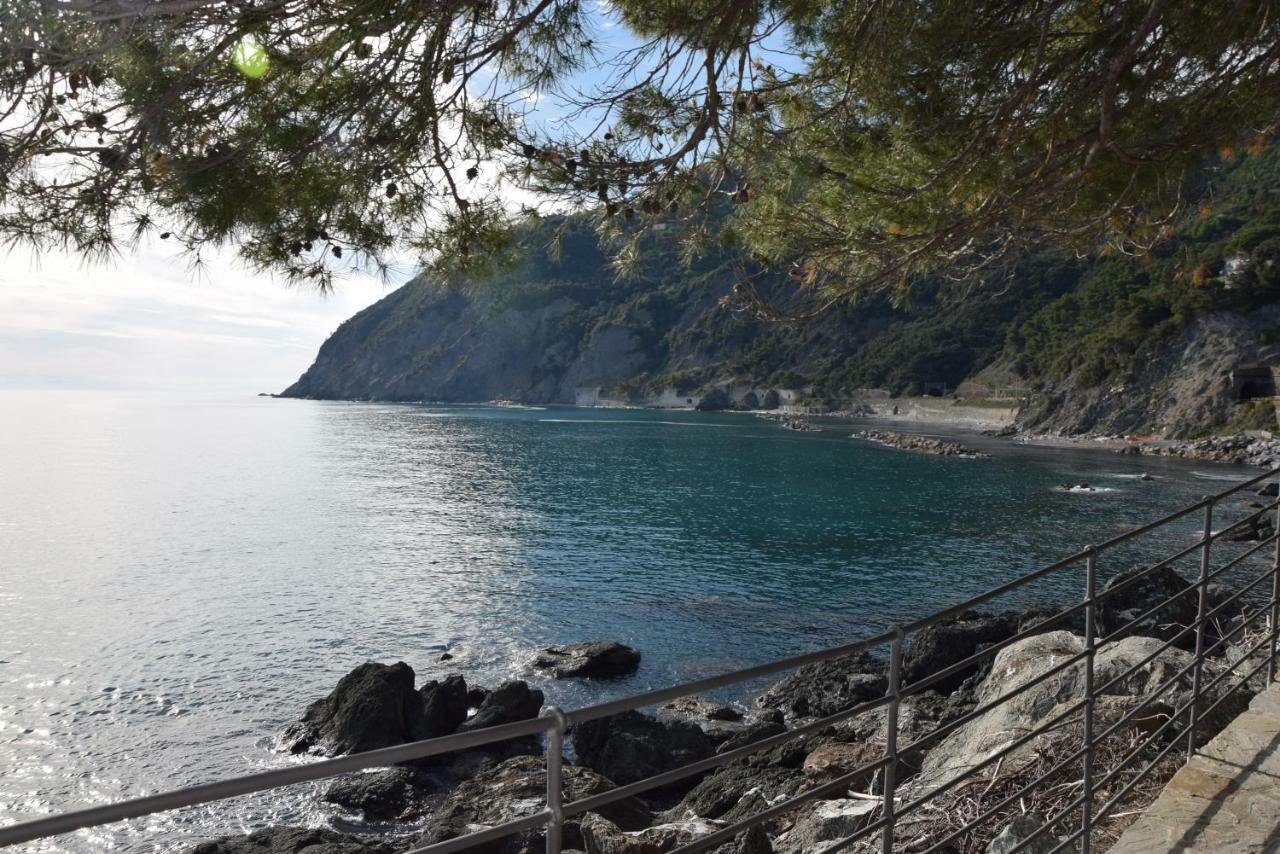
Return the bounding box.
[2,466,1279,854]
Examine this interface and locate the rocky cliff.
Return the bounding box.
[285,147,1280,437]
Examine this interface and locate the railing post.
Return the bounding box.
[542,706,567,854]
[1081,547,1098,854]
[1271,480,1280,684]
[1187,497,1214,761]
[881,627,904,854]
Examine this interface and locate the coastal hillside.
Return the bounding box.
[285,147,1280,438]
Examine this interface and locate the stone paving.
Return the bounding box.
[1108,683,1280,853]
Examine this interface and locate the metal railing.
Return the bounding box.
[4,467,1280,853]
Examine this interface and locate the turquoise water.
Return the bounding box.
[0,392,1264,851]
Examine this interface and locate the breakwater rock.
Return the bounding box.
[1122,433,1280,466]
[853,430,989,458]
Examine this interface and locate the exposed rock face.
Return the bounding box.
[534,641,641,679]
[421,673,470,737]
[458,680,544,733]
[572,710,717,789]
[1015,306,1280,437]
[281,662,429,756]
[322,767,432,820]
[187,827,395,854]
[901,611,1019,692]
[755,653,886,721]
[417,756,652,854]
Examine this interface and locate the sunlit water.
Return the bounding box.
[0,391,1268,852]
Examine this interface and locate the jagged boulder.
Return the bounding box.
[416,756,652,854]
[755,653,886,720]
[281,662,428,756]
[662,766,808,821]
[901,611,1019,692]
[534,641,641,679]
[580,813,724,854]
[1099,565,1198,649]
[572,710,716,789]
[322,767,434,820]
[772,799,878,854]
[458,680,544,732]
[187,827,395,854]
[421,673,470,737]
[912,631,1251,791]
[986,813,1062,853]
[715,710,787,755]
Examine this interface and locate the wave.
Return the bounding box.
[1190,471,1257,483]
[1056,485,1122,494]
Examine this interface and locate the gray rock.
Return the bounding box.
[281,662,428,756]
[772,799,878,854]
[755,653,886,720]
[986,813,1062,853]
[572,710,716,789]
[580,813,724,854]
[736,824,773,854]
[534,641,641,679]
[187,827,394,854]
[912,631,1253,791]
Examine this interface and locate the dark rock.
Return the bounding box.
[573,710,716,789]
[187,827,395,854]
[534,641,641,679]
[755,653,886,720]
[458,680,544,733]
[416,756,652,854]
[715,712,787,756]
[901,611,1019,693]
[1017,604,1086,636]
[440,652,454,662]
[322,767,432,820]
[736,824,773,854]
[467,685,492,707]
[281,662,428,756]
[1258,482,1279,497]
[661,696,743,723]
[1098,565,1199,649]
[663,766,807,820]
[696,387,733,411]
[421,674,469,737]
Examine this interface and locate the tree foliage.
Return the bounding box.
[3,1,1280,310]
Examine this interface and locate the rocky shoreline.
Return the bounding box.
[852,430,989,458]
[187,571,1270,854]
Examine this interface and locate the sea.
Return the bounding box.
[0,391,1269,851]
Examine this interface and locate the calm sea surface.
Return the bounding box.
[0,391,1267,851]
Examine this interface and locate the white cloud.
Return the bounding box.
[0,243,403,393]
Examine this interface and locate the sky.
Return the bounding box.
[0,243,401,394]
[0,3,801,396]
